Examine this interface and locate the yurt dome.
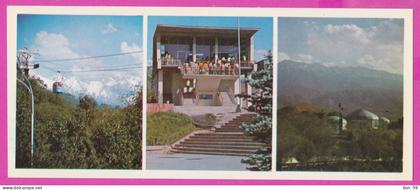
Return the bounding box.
[347,109,379,120]
[326,115,347,130]
[379,116,391,128]
[380,117,390,124]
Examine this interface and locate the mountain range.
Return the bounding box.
[277,60,403,120]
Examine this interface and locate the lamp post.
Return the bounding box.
[16,77,35,167]
[236,16,242,112]
[17,48,39,167]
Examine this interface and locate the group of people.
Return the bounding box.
[161,52,180,65]
[180,56,240,75]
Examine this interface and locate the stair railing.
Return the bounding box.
[176,88,184,106]
[193,91,199,105]
[227,88,236,104]
[216,91,223,106]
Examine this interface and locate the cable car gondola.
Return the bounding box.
[52,71,64,94]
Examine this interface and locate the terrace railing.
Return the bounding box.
[179,60,255,76]
[161,58,183,66]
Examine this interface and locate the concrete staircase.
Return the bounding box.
[171,113,265,156]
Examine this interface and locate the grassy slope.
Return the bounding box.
[147,111,196,145]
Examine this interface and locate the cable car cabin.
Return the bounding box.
[53,82,64,94]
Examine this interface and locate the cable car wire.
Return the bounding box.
[60,65,143,73]
[33,50,142,63]
[41,63,143,72]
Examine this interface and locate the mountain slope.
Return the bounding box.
[277,60,403,119]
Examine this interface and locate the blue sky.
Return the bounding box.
[147,16,273,63]
[278,18,404,74]
[17,15,143,106]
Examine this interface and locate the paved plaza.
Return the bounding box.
[146,151,248,171]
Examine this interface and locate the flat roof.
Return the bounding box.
[154,24,259,38]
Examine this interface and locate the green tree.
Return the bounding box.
[239,51,273,171]
[277,111,335,167]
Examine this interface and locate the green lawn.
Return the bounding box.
[147,111,196,145]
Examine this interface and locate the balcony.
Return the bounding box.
[180,60,254,79]
[161,58,184,67]
[161,58,254,76]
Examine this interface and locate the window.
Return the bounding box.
[196,37,215,61]
[217,37,249,61]
[199,94,213,100]
[161,36,193,64]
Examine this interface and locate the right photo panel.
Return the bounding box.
[277,17,404,172]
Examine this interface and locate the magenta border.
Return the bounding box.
[0,0,418,185]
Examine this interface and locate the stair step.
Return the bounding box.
[234,115,254,117]
[220,126,242,129]
[223,124,243,126]
[226,121,251,124]
[195,133,247,137]
[172,147,257,154]
[215,129,244,132]
[169,113,259,156]
[217,127,243,129]
[184,138,256,143]
[179,141,265,146]
[174,144,263,150]
[170,149,249,156]
[189,135,251,140]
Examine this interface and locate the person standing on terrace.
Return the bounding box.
[198,59,204,74]
[203,62,209,74]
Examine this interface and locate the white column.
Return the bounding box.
[156,34,161,69]
[247,75,252,107]
[158,70,163,104]
[234,78,240,105]
[250,36,254,62]
[192,36,197,62]
[215,36,219,63]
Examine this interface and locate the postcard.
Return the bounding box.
[3,5,415,184]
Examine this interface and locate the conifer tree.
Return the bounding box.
[238,50,273,171]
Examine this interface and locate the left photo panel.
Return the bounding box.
[15,15,143,169]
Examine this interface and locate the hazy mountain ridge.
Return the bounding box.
[278,60,403,118]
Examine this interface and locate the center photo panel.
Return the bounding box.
[145,16,273,171]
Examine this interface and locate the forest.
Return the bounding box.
[16,72,142,169]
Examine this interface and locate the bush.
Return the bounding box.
[147,111,195,145]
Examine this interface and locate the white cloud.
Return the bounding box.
[102,23,119,34]
[120,42,142,64]
[254,49,269,61]
[301,20,403,74]
[278,51,290,62]
[295,53,314,63]
[323,24,372,44]
[34,31,79,60]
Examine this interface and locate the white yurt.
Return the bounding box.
[346,109,380,129]
[326,115,348,133]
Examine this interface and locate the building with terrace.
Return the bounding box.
[152,24,259,107]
